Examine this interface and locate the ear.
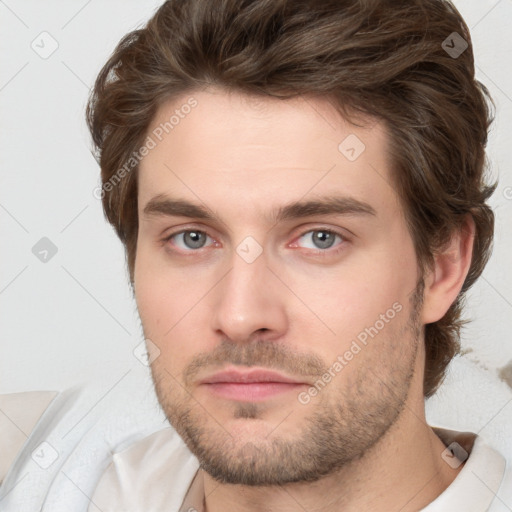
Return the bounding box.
[421,215,475,324]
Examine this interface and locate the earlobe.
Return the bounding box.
[421,216,475,324]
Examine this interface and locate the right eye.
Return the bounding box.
[164,230,216,251]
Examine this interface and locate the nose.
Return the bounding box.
[210,247,288,344]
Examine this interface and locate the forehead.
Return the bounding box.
[137,88,400,219]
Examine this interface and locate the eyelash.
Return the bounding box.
[162,227,347,257]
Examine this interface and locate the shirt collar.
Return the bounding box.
[179,467,205,512]
[422,427,506,511]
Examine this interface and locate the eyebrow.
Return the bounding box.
[143,194,376,224]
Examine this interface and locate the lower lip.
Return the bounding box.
[203,382,305,401]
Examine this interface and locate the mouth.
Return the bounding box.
[199,367,308,402]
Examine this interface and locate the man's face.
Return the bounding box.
[135,88,423,485]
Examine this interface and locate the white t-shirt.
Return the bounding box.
[89,426,512,512]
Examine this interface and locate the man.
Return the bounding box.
[85,0,512,510]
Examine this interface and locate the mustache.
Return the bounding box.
[183,338,329,386]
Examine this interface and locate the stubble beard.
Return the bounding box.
[150,285,423,486]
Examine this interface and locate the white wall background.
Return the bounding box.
[1,0,511,448]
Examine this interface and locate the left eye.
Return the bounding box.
[295,230,343,250]
[168,230,214,250]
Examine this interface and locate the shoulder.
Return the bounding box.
[0,391,58,483]
[90,428,200,512]
[490,459,512,511]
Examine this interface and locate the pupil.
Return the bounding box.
[185,231,205,248]
[314,231,334,249]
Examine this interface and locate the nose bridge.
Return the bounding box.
[223,247,271,314]
[223,233,270,296]
[211,243,287,342]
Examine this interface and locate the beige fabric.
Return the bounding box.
[89,426,511,512]
[90,427,200,512]
[0,391,58,483]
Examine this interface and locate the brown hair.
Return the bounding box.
[86,0,496,398]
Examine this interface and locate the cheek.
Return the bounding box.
[134,253,179,350]
[134,247,217,373]
[134,242,198,329]
[286,245,415,351]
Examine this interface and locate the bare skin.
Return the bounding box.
[134,87,473,511]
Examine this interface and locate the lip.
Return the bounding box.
[199,368,308,402]
[200,368,304,385]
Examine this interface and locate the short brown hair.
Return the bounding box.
[86,0,496,398]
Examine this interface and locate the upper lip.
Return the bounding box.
[200,368,305,385]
